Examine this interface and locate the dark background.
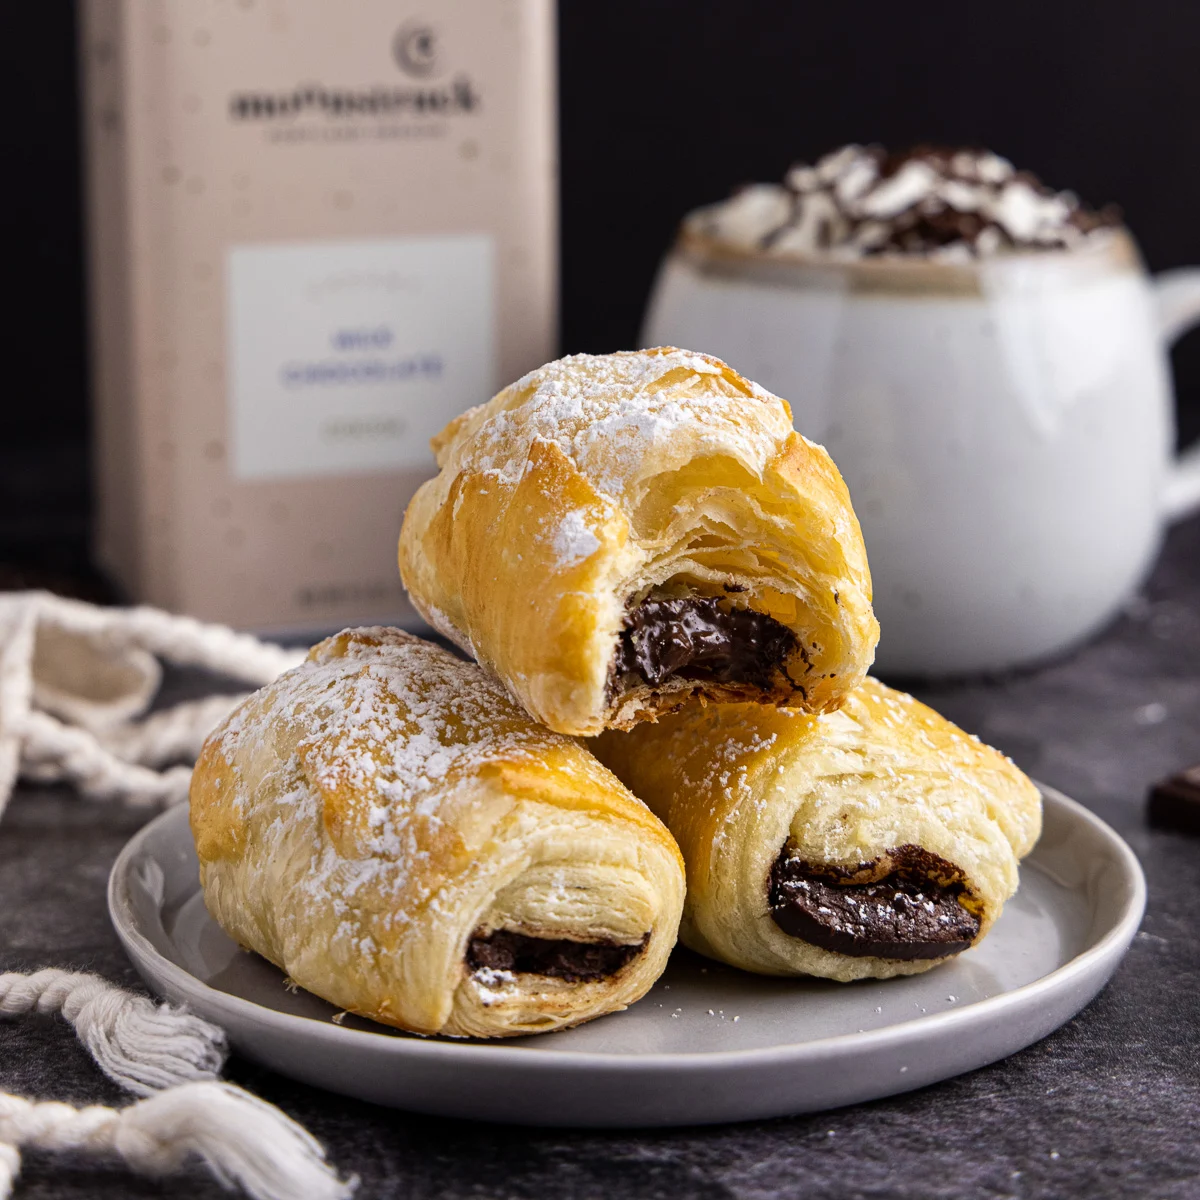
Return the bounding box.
[5,1,1200,590]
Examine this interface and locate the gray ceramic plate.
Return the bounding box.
[109,784,1144,1128]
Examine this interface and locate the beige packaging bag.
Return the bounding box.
[80,0,557,633]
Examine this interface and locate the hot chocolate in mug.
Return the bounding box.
[643,229,1200,675]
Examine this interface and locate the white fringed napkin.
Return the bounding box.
[0,591,354,1199]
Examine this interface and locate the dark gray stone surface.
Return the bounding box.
[2,516,1199,1199]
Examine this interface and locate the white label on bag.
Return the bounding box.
[228,235,495,480]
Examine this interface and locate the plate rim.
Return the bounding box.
[108,782,1146,1071]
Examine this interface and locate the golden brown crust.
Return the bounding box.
[399,348,878,735]
[189,627,684,1038]
[592,679,1042,981]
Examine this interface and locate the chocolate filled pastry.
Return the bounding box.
[189,627,684,1038]
[398,348,878,736]
[592,679,1041,981]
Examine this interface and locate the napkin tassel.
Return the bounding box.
[0,969,227,1096]
[0,970,355,1198]
[0,1083,356,1200]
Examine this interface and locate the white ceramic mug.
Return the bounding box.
[643,229,1200,675]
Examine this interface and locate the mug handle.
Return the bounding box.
[1156,267,1200,521]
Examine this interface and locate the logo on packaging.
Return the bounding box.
[393,22,438,77]
[228,18,478,134]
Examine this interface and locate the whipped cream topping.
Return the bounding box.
[686,145,1120,262]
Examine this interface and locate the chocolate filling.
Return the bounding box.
[769,844,980,961]
[466,930,648,983]
[611,595,798,691]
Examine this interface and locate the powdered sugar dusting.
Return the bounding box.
[299,629,555,803]
[552,510,601,566]
[445,349,794,501]
[472,967,520,1006]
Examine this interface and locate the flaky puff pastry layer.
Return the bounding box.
[593,679,1041,981]
[189,628,684,1038]
[399,348,878,736]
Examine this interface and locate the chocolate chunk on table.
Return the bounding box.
[1148,764,1200,834]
